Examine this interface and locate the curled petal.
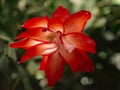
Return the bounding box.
[22,17,48,29]
[48,18,64,34]
[19,43,58,63]
[62,33,96,54]
[10,38,41,49]
[45,51,66,86]
[15,27,55,42]
[59,44,94,72]
[52,6,70,22]
[64,10,91,33]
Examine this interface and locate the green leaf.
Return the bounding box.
[0,54,9,70]
[0,30,12,42]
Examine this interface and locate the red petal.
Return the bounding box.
[59,48,82,72]
[19,43,58,63]
[15,27,55,42]
[39,56,48,70]
[64,10,91,33]
[48,18,64,34]
[22,17,48,29]
[15,32,28,40]
[62,33,96,54]
[59,44,94,72]
[52,6,70,22]
[45,51,66,86]
[77,51,94,72]
[10,38,41,49]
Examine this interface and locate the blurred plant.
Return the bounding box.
[0,0,120,90]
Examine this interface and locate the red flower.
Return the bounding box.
[10,6,96,86]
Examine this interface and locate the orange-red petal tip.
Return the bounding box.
[80,10,91,19]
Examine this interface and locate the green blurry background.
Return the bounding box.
[0,0,120,90]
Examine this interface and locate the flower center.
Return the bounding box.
[45,28,62,43]
[46,30,75,53]
[53,32,75,53]
[47,33,56,42]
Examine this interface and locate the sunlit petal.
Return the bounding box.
[62,33,96,53]
[19,43,58,63]
[64,10,91,33]
[10,38,41,49]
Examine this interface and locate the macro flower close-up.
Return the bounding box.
[10,6,96,86]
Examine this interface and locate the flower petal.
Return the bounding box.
[48,18,64,34]
[64,10,91,33]
[19,43,58,63]
[15,27,55,42]
[59,45,94,72]
[39,56,48,70]
[10,38,41,49]
[59,48,82,72]
[62,33,96,54]
[22,17,48,29]
[52,6,70,22]
[15,32,27,40]
[45,51,66,86]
